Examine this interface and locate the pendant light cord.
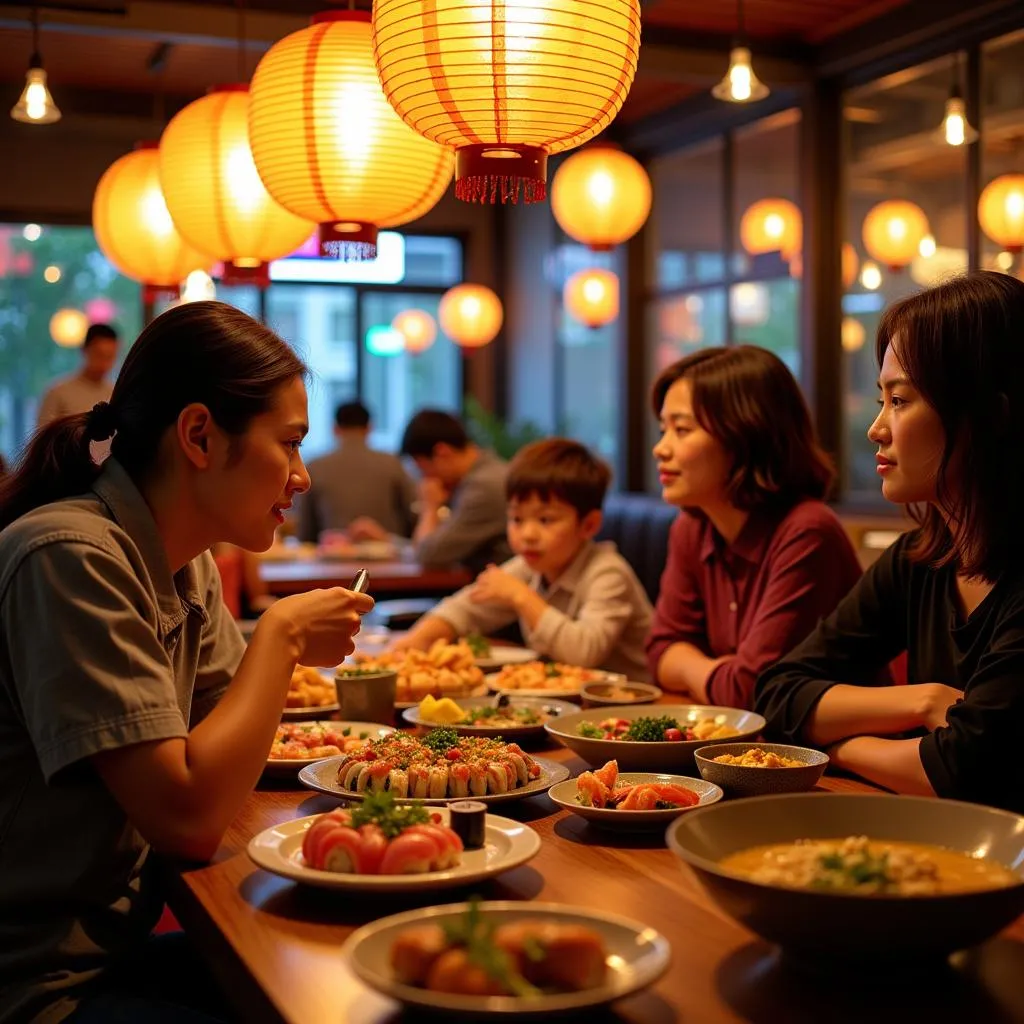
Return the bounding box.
[736,0,746,41]
[237,0,246,82]
[31,4,40,61]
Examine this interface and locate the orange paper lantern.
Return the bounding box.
[158,84,314,281]
[740,198,801,259]
[249,11,454,260]
[439,284,503,349]
[842,243,859,289]
[392,309,437,354]
[564,269,619,328]
[841,317,866,353]
[862,200,929,271]
[978,175,1024,253]
[372,0,641,204]
[92,144,213,294]
[551,145,651,249]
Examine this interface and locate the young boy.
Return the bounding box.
[394,438,653,680]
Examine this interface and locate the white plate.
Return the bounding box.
[342,900,671,1016]
[473,646,539,671]
[547,772,723,830]
[263,721,396,776]
[401,696,577,738]
[247,807,541,891]
[298,754,570,806]
[484,671,612,701]
[281,668,341,720]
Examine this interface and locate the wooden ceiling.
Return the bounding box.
[0,0,913,130]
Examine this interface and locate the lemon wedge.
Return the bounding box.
[418,694,465,724]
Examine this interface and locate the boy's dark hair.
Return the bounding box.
[334,400,370,430]
[400,409,469,458]
[651,344,834,511]
[875,271,1024,581]
[506,438,611,518]
[83,323,118,348]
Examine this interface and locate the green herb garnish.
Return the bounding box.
[624,715,681,742]
[464,633,492,658]
[421,727,460,754]
[348,790,429,839]
[577,722,605,739]
[441,898,541,998]
[341,727,352,737]
[336,666,388,677]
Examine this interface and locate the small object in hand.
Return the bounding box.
[447,800,486,850]
[350,568,370,594]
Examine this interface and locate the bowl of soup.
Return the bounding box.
[666,793,1024,964]
[580,680,663,708]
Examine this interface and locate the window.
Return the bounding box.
[0,223,141,463]
[841,55,969,502]
[360,290,461,453]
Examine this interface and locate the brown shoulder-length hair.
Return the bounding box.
[651,345,834,511]
[875,271,1024,581]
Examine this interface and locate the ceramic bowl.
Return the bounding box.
[694,742,828,796]
[580,680,663,708]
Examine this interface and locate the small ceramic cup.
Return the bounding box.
[335,668,398,725]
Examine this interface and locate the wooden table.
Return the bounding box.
[259,558,471,598]
[166,744,1024,1024]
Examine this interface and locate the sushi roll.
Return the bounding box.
[407,764,430,798]
[388,768,409,798]
[485,762,509,795]
[428,766,449,799]
[449,763,471,798]
[504,752,529,786]
[378,832,438,875]
[468,764,488,797]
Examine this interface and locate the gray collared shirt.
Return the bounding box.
[36,373,113,427]
[0,459,244,1023]
[296,438,418,541]
[415,450,512,574]
[431,540,653,680]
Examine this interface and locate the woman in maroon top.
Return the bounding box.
[645,345,863,709]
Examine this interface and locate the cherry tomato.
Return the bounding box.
[445,748,462,761]
[664,728,683,742]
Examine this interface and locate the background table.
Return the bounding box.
[165,736,1024,1024]
[259,558,471,599]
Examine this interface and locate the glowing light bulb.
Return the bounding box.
[712,48,769,104]
[938,95,977,147]
[918,234,937,258]
[11,65,61,125]
[860,261,882,290]
[22,223,41,241]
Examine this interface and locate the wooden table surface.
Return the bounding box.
[259,558,472,597]
[166,732,1024,1024]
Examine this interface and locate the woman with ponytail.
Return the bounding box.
[0,301,373,1023]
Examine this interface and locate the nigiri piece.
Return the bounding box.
[378,832,439,875]
[390,924,448,985]
[403,823,463,869]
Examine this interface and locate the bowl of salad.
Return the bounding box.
[544,704,766,772]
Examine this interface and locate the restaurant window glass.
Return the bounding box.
[732,111,802,377]
[0,223,141,463]
[842,55,968,502]
[981,31,1024,277]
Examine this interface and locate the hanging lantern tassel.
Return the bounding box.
[455,146,548,205]
[320,221,378,260]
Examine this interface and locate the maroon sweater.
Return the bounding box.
[645,500,863,710]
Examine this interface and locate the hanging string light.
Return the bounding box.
[10,6,61,125]
[712,0,769,104]
[936,53,978,147]
[372,0,641,204]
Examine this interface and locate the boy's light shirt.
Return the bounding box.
[433,540,653,681]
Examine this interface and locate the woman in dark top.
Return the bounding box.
[756,272,1024,813]
[646,346,862,709]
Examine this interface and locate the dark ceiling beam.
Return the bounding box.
[609,84,803,159]
[816,0,1024,82]
[638,42,811,88]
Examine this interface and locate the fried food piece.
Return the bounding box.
[390,925,448,986]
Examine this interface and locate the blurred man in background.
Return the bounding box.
[297,400,417,543]
[37,323,119,427]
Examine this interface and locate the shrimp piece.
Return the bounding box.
[575,771,610,808]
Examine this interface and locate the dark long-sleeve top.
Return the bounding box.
[755,532,1024,814]
[645,500,863,709]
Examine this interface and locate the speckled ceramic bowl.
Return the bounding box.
[694,742,828,796]
[580,680,663,708]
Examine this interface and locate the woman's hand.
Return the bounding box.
[261,587,375,666]
[918,682,964,731]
